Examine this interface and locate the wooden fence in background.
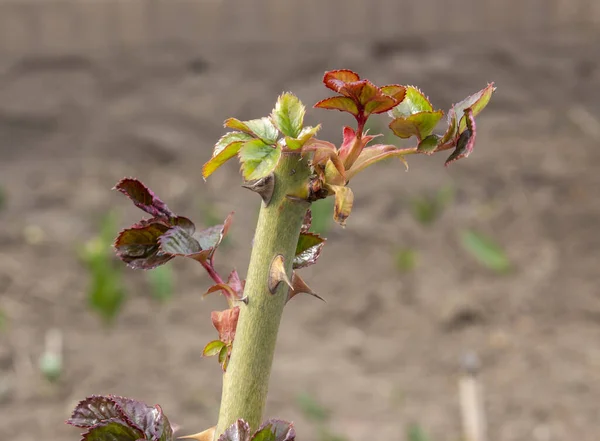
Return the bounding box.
[0,0,598,58]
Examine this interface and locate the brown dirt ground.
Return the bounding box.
[1,30,599,441]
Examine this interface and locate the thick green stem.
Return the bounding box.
[215,152,311,436]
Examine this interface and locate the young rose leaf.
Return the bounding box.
[239,139,282,181]
[218,344,229,365]
[303,139,346,182]
[460,229,511,273]
[203,339,226,357]
[110,397,173,441]
[380,84,407,101]
[442,83,495,142]
[294,232,326,269]
[159,225,202,256]
[203,134,251,179]
[346,144,408,181]
[389,86,434,118]
[114,221,173,270]
[284,125,321,150]
[218,420,251,441]
[322,69,360,93]
[272,92,305,138]
[389,110,444,141]
[114,178,173,218]
[329,185,354,227]
[227,269,245,299]
[314,96,359,116]
[226,117,279,145]
[211,307,240,344]
[445,109,476,166]
[81,420,145,441]
[453,82,495,134]
[203,283,237,301]
[251,420,295,441]
[417,134,441,154]
[194,212,233,257]
[67,395,128,428]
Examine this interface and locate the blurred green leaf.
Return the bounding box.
[147,265,173,303]
[407,423,431,441]
[0,309,6,332]
[395,248,418,273]
[460,229,511,273]
[309,198,334,235]
[296,393,329,424]
[410,186,455,226]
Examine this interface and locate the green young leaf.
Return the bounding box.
[454,82,495,133]
[218,344,229,365]
[0,309,6,332]
[271,92,305,138]
[82,420,144,441]
[225,117,279,145]
[284,125,321,150]
[417,134,441,154]
[203,132,252,179]
[239,139,282,181]
[218,419,251,441]
[389,86,433,118]
[389,110,444,141]
[329,185,354,227]
[252,420,295,441]
[460,229,511,273]
[314,96,359,116]
[294,232,326,269]
[442,83,495,143]
[203,340,226,357]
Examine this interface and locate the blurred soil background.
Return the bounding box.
[0,1,599,440]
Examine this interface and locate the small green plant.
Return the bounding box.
[410,185,455,226]
[460,229,511,273]
[79,212,127,324]
[407,423,432,441]
[0,308,6,332]
[66,69,495,440]
[0,185,6,211]
[395,247,418,272]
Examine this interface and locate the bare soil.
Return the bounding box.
[1,30,599,441]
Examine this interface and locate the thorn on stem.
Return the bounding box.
[242,173,275,206]
[268,254,293,295]
[178,426,216,441]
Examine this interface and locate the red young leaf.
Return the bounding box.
[114,178,173,219]
[323,69,360,93]
[67,395,129,428]
[337,126,379,170]
[380,84,407,101]
[218,419,251,441]
[346,144,408,180]
[227,269,245,299]
[445,109,476,166]
[80,420,144,441]
[252,420,296,441]
[114,220,174,270]
[159,225,202,256]
[211,307,240,344]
